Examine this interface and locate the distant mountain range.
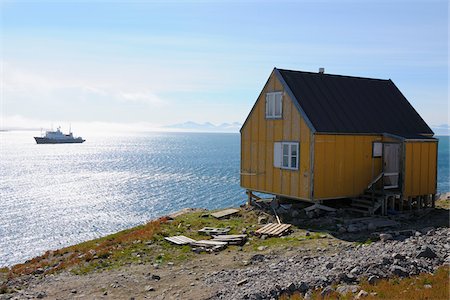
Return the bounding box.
[431,124,450,136]
[164,121,242,132]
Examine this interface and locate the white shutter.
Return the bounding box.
[265,94,269,117]
[274,142,282,168]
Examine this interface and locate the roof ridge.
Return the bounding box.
[276,68,390,82]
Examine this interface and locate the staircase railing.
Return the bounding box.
[366,172,385,213]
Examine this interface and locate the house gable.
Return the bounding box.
[240,70,312,200]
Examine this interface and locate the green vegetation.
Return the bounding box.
[4,208,329,280]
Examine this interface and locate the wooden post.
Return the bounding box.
[246,190,253,206]
[431,194,436,208]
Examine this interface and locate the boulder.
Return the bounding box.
[379,233,393,242]
[416,246,437,259]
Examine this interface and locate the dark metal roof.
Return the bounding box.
[277,68,434,137]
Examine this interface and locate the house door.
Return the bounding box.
[383,143,401,189]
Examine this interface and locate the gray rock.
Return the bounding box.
[287,282,296,292]
[416,246,437,259]
[336,284,360,295]
[250,254,265,262]
[298,282,309,293]
[320,286,334,297]
[379,233,393,241]
[291,210,300,218]
[36,292,47,299]
[368,275,380,285]
[420,227,435,235]
[257,246,267,251]
[304,290,312,300]
[392,253,405,260]
[151,274,161,281]
[145,285,155,292]
[325,262,334,269]
[258,216,268,225]
[355,289,368,299]
[390,265,409,277]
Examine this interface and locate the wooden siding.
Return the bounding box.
[313,134,383,199]
[403,141,437,197]
[240,72,312,200]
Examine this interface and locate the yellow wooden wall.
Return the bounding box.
[240,71,312,200]
[403,141,437,197]
[313,134,383,199]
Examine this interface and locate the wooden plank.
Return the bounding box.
[212,235,247,245]
[191,240,228,247]
[211,208,239,219]
[304,203,336,212]
[198,227,231,235]
[165,235,197,245]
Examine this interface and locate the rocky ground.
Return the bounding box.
[207,227,449,299]
[1,195,449,300]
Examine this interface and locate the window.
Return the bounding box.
[372,142,382,157]
[274,142,299,169]
[265,92,282,118]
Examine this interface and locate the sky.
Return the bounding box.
[0,0,448,132]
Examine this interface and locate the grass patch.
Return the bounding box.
[2,207,339,282]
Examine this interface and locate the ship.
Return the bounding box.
[34,127,85,144]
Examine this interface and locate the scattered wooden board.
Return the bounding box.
[164,235,197,245]
[191,240,228,252]
[191,240,228,247]
[211,208,239,219]
[255,223,292,237]
[304,203,336,212]
[211,234,247,245]
[198,227,231,235]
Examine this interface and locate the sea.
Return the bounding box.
[0,131,449,267]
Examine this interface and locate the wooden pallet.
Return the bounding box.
[164,235,197,245]
[211,208,239,219]
[198,227,231,235]
[255,223,292,237]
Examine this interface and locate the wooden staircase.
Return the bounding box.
[349,190,384,215]
[348,172,385,216]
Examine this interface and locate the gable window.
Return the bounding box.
[274,142,299,170]
[265,92,282,118]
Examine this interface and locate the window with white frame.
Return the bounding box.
[265,92,282,118]
[274,142,299,170]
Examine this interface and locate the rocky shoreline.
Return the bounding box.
[207,226,449,299]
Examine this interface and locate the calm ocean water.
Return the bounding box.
[0,132,449,266]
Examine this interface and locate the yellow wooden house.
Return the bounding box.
[241,68,438,215]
